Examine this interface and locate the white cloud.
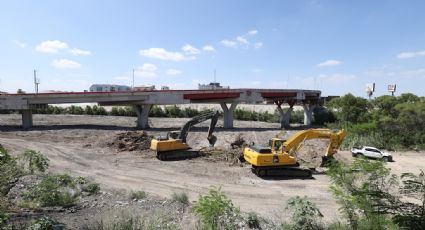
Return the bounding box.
[220,39,238,48]
[134,63,157,78]
[236,36,249,44]
[36,40,69,53]
[12,40,27,48]
[166,69,182,75]
[254,42,263,49]
[248,30,258,35]
[51,59,81,69]
[139,48,186,61]
[182,44,200,55]
[70,48,92,56]
[316,59,342,67]
[202,45,215,52]
[397,50,425,59]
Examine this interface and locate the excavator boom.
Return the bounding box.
[151,111,220,160]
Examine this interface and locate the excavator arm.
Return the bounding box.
[178,110,219,146]
[281,128,347,165]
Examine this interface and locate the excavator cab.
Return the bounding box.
[269,138,285,151]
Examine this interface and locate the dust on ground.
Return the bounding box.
[1,114,424,225]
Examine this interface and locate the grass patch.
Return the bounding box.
[82,182,101,195]
[171,191,189,205]
[130,191,147,200]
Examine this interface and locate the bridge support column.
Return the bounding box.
[21,110,33,129]
[276,100,295,129]
[220,102,238,129]
[303,103,315,126]
[133,104,152,129]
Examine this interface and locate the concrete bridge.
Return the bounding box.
[0,88,322,129]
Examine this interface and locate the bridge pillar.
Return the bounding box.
[276,100,295,129]
[133,104,152,129]
[303,103,315,126]
[22,110,33,129]
[220,102,238,129]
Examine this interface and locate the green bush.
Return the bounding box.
[130,191,147,200]
[0,209,10,229]
[327,158,399,229]
[283,196,323,230]
[0,146,23,195]
[193,186,241,230]
[171,191,189,205]
[82,182,100,195]
[22,174,77,208]
[246,212,261,229]
[27,216,65,230]
[20,150,49,174]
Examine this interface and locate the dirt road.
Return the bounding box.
[1,114,423,222]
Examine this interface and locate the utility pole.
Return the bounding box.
[33,69,40,94]
[132,68,135,91]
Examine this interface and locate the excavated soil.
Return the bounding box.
[1,114,425,224]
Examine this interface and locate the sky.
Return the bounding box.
[1,0,425,97]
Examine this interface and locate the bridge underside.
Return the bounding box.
[0,89,323,129]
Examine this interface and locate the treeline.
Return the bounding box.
[0,104,309,124]
[328,93,425,150]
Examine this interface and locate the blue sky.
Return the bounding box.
[1,0,425,96]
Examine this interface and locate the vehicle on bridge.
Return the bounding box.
[89,84,131,92]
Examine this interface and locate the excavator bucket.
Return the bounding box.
[208,135,217,147]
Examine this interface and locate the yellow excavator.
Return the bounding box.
[150,111,219,160]
[243,128,347,178]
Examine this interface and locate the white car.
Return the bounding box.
[351,146,393,162]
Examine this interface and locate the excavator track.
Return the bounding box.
[156,149,199,161]
[252,166,312,179]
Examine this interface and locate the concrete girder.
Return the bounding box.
[133,104,152,129]
[220,102,238,129]
[21,110,33,129]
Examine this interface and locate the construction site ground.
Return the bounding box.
[1,114,424,224]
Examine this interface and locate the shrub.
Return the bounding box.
[22,174,77,208]
[327,158,399,229]
[393,170,425,228]
[130,191,147,200]
[193,186,241,230]
[20,150,49,174]
[246,212,261,229]
[82,182,100,195]
[171,191,189,205]
[0,146,23,195]
[283,196,323,230]
[0,209,10,229]
[27,216,65,230]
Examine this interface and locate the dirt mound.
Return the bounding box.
[108,131,153,152]
[296,139,329,167]
[199,147,245,166]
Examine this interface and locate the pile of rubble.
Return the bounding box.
[199,134,247,166]
[108,131,153,152]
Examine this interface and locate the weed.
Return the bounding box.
[171,191,189,205]
[246,212,261,229]
[193,186,241,230]
[20,150,49,174]
[130,191,147,200]
[284,196,323,230]
[27,216,65,230]
[22,174,77,208]
[83,182,100,195]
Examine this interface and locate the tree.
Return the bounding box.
[16,89,25,94]
[328,94,370,126]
